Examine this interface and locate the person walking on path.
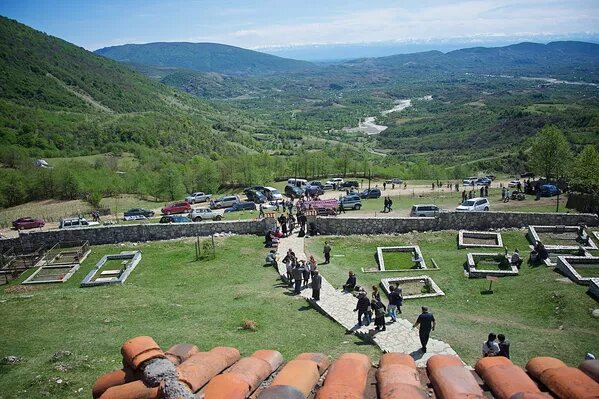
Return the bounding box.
[413,306,436,353]
[354,291,371,327]
[383,197,389,213]
[259,203,265,218]
[323,241,332,264]
[372,298,387,331]
[371,285,381,302]
[292,263,303,295]
[387,285,402,322]
[301,260,311,288]
[311,270,322,301]
[387,196,393,212]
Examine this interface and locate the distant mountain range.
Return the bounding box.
[95,42,316,75]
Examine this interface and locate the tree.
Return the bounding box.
[157,165,185,201]
[569,145,599,191]
[529,125,572,180]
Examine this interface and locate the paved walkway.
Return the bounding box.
[275,234,457,366]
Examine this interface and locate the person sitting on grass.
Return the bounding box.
[498,334,510,359]
[343,271,356,292]
[511,249,523,269]
[482,333,501,357]
[265,250,277,266]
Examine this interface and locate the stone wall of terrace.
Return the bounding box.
[315,211,599,235]
[0,219,277,252]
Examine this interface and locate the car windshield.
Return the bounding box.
[462,200,475,206]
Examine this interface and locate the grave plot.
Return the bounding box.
[465,253,519,278]
[527,225,597,250]
[528,246,591,267]
[80,251,141,287]
[589,278,599,299]
[374,246,427,272]
[0,245,46,285]
[22,241,90,284]
[380,275,445,300]
[458,230,503,249]
[555,256,599,285]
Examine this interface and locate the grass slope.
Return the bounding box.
[0,236,378,399]
[305,231,599,366]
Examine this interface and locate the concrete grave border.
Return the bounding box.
[22,241,90,284]
[527,225,597,250]
[376,246,426,271]
[466,252,519,278]
[380,275,445,300]
[528,245,591,267]
[80,251,141,287]
[555,256,599,285]
[589,278,599,299]
[458,230,503,249]
[594,231,599,242]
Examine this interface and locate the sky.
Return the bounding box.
[1,0,598,59]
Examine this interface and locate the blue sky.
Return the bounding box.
[1,0,598,52]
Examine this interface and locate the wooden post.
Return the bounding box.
[211,234,215,258]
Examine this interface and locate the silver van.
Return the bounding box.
[263,186,283,201]
[59,217,92,228]
[410,204,440,217]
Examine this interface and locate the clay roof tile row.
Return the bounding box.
[93,335,599,399]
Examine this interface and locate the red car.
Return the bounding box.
[161,201,192,215]
[12,217,45,230]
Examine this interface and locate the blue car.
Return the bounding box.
[359,188,382,199]
[540,184,560,197]
[224,202,257,213]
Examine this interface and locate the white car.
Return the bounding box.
[456,197,490,212]
[322,182,334,190]
[185,192,212,204]
[507,180,520,188]
[463,178,476,186]
[189,208,222,221]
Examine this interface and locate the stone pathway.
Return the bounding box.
[275,234,457,366]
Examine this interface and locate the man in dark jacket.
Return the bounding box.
[413,306,436,353]
[354,292,371,326]
[343,271,356,292]
[387,285,402,322]
[292,264,303,295]
[311,270,322,301]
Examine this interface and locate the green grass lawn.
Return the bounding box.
[305,231,599,367]
[0,236,379,399]
[382,251,420,270]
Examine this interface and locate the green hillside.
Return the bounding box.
[95,42,316,75]
[0,16,259,158]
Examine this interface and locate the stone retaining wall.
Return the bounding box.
[315,211,599,235]
[1,219,277,252]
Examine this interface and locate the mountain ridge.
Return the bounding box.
[95,42,316,75]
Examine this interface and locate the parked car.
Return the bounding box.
[243,186,267,195]
[326,177,344,189]
[159,215,192,223]
[339,194,362,210]
[520,172,535,178]
[540,184,560,197]
[224,202,257,213]
[305,185,324,196]
[475,178,491,186]
[322,182,334,190]
[210,195,241,209]
[287,178,308,188]
[246,189,268,203]
[189,208,222,221]
[59,217,98,229]
[456,197,490,212]
[486,175,496,181]
[185,192,212,204]
[463,177,477,185]
[410,204,440,217]
[12,217,44,230]
[161,201,192,215]
[284,185,304,198]
[124,208,155,218]
[308,181,323,188]
[385,178,403,184]
[359,188,382,199]
[507,180,520,188]
[341,180,359,189]
[263,187,283,200]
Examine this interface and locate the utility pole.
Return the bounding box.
[368,169,372,190]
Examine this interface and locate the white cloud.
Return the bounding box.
[184,0,599,49]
